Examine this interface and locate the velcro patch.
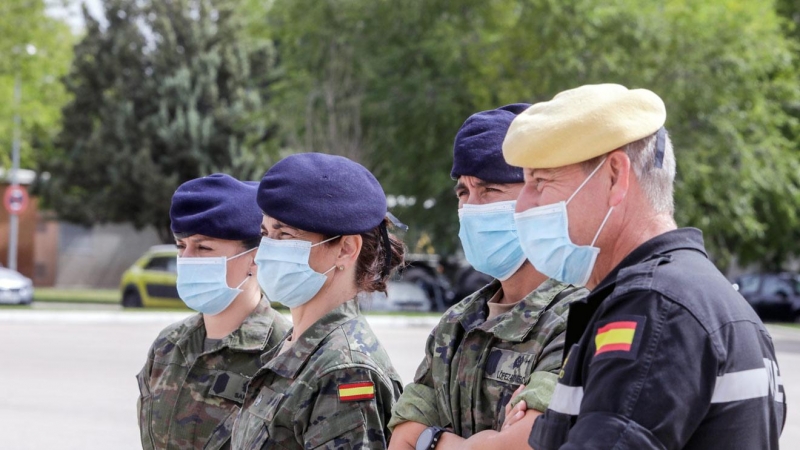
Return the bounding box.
[592,315,646,362]
[338,382,375,402]
[209,372,249,404]
[485,348,535,385]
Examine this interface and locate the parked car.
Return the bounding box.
[734,272,800,321]
[120,245,183,308]
[361,281,432,312]
[400,253,457,311]
[0,265,33,305]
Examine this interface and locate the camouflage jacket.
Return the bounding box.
[231,299,403,450]
[136,297,291,450]
[389,279,586,437]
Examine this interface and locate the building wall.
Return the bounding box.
[55,223,162,289]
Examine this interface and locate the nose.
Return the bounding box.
[515,183,539,213]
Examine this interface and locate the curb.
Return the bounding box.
[0,310,441,328]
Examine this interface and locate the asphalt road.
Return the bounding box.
[0,310,798,449]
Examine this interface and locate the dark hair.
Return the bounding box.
[241,236,262,250]
[325,218,406,293]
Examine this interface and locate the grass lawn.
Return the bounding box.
[771,322,800,330]
[33,287,119,304]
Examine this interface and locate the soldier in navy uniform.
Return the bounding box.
[502,84,786,449]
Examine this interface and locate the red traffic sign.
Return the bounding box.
[4,185,29,215]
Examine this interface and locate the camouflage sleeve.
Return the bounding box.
[136,344,156,450]
[512,330,564,412]
[511,288,578,413]
[388,329,441,431]
[299,366,399,449]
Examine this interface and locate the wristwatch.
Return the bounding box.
[415,426,447,450]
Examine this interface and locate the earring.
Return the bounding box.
[337,266,345,271]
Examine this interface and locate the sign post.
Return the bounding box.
[6,75,22,271]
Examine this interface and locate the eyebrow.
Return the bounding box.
[271,222,300,233]
[454,179,502,193]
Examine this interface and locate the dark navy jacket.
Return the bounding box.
[529,228,786,449]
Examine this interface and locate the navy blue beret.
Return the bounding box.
[450,103,531,183]
[257,153,387,236]
[170,174,262,241]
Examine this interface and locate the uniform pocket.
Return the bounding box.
[482,348,536,429]
[304,408,366,450]
[231,386,285,450]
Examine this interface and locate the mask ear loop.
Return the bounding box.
[567,157,607,205]
[310,235,342,276]
[591,207,614,247]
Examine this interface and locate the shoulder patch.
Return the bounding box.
[592,315,646,362]
[338,381,375,402]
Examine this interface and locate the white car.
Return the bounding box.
[361,281,431,312]
[0,266,34,305]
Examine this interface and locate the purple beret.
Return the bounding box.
[170,174,262,241]
[257,153,387,236]
[450,103,531,183]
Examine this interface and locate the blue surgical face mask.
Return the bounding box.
[254,235,339,308]
[458,200,527,281]
[514,158,613,287]
[176,247,256,315]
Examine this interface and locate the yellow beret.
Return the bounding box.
[502,84,666,169]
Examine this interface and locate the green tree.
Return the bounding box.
[43,0,279,242]
[262,0,800,270]
[0,0,74,170]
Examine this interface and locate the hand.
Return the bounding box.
[502,384,528,431]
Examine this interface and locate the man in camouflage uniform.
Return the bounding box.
[231,300,403,449]
[389,105,587,449]
[137,300,289,449]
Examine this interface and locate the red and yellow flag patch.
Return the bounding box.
[592,316,646,363]
[595,321,637,355]
[338,382,375,402]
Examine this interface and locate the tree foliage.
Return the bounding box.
[42,0,800,270]
[0,0,74,170]
[42,0,279,241]
[261,0,800,269]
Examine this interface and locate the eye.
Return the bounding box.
[176,243,186,250]
[199,245,212,251]
[280,232,294,239]
[455,189,467,199]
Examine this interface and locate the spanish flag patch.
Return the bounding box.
[593,316,646,361]
[338,382,375,402]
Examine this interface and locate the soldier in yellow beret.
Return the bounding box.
[502,84,785,449]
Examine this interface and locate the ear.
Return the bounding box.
[335,235,362,269]
[248,251,258,273]
[607,150,630,207]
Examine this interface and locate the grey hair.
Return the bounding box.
[581,130,676,215]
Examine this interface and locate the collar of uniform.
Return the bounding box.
[443,280,500,328]
[263,299,361,380]
[219,296,280,351]
[484,278,571,342]
[172,296,278,356]
[589,227,707,298]
[446,278,569,342]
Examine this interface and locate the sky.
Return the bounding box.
[45,0,105,34]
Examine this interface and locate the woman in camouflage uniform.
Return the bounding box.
[231,153,405,449]
[136,174,291,450]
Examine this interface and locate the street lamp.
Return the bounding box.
[7,44,36,272]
